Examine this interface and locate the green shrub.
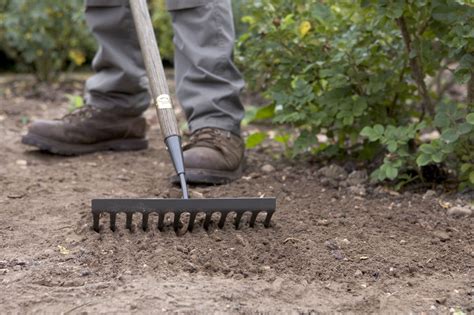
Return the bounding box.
[0,0,177,78]
[0,0,96,81]
[150,0,174,63]
[238,0,474,189]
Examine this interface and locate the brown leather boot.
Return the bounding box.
[174,128,245,185]
[21,106,148,155]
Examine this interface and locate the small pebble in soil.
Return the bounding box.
[191,190,204,199]
[80,270,91,277]
[433,231,450,242]
[235,234,247,246]
[15,159,27,166]
[261,164,275,173]
[176,245,188,254]
[332,250,345,260]
[324,240,339,250]
[0,269,7,275]
[446,206,472,218]
[349,185,367,196]
[422,190,437,200]
[272,277,284,292]
[318,165,348,181]
[400,240,407,245]
[316,219,330,226]
[354,270,363,277]
[345,170,368,186]
[13,259,26,266]
[335,238,351,248]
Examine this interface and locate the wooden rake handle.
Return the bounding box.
[130,0,179,139]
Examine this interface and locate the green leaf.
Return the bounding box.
[470,171,474,184]
[274,133,290,145]
[467,113,474,125]
[434,112,450,128]
[254,104,275,121]
[432,152,444,163]
[432,2,464,24]
[454,54,474,84]
[460,163,472,173]
[419,144,436,154]
[311,3,332,24]
[416,153,432,167]
[458,123,472,135]
[387,140,398,152]
[374,124,384,136]
[245,132,267,149]
[360,127,376,141]
[385,165,398,180]
[441,128,459,143]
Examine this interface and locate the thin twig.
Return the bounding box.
[396,16,435,118]
[468,70,474,105]
[389,62,407,115]
[63,302,93,314]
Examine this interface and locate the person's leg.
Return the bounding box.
[21,0,148,155]
[168,0,246,184]
[169,0,245,135]
[85,0,149,116]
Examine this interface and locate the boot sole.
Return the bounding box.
[21,133,148,156]
[171,163,243,185]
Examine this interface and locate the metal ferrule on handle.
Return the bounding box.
[130,0,188,199]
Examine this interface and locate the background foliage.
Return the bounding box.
[238,0,474,189]
[0,0,177,79]
[0,0,95,81]
[0,0,473,189]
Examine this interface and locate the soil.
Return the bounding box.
[0,76,473,314]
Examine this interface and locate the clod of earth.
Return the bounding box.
[447,206,472,219]
[261,164,275,173]
[433,231,450,242]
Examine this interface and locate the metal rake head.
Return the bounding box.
[92,198,276,233]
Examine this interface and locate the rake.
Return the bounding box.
[91,0,276,233]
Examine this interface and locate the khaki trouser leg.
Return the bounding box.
[84,0,149,116]
[169,0,245,135]
[85,0,244,134]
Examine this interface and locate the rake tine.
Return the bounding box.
[264,211,274,228]
[110,213,117,231]
[157,212,165,231]
[126,213,133,230]
[142,212,149,231]
[234,212,244,229]
[188,212,197,232]
[218,212,228,229]
[249,211,258,228]
[173,212,182,232]
[93,213,100,232]
[203,212,212,230]
[92,198,277,233]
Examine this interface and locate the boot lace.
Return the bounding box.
[63,106,100,123]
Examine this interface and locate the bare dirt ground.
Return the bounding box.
[0,76,473,314]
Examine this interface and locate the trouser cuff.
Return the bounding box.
[189,117,241,136]
[86,91,150,117]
